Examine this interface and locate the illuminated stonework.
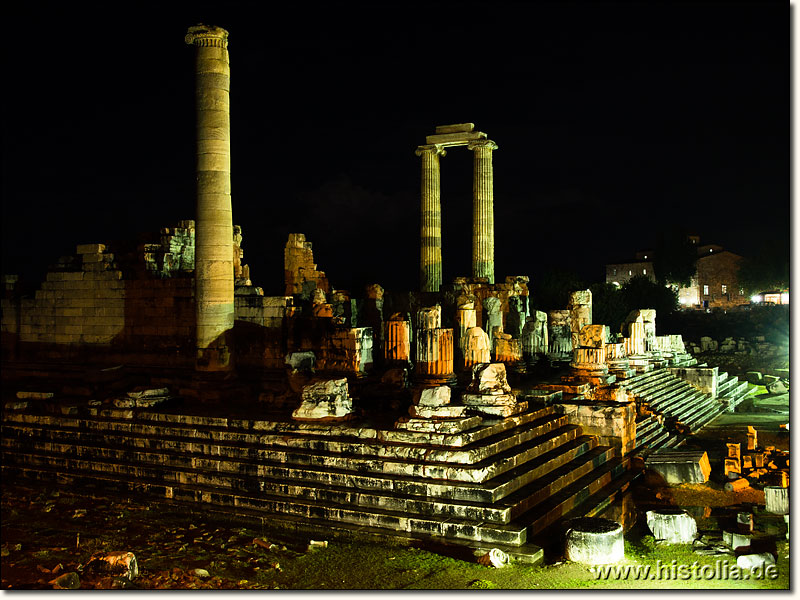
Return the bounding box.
[186,24,234,371]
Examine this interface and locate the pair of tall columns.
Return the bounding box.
[185,25,234,371]
[417,139,498,292]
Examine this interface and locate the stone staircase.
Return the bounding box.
[622,365,755,455]
[1,399,634,564]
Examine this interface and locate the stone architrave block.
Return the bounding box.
[723,531,753,551]
[578,324,609,349]
[293,378,354,421]
[413,385,451,407]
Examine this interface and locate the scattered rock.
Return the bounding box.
[737,553,776,570]
[307,540,328,551]
[85,551,138,580]
[293,379,354,421]
[52,572,80,590]
[193,568,210,578]
[476,548,510,568]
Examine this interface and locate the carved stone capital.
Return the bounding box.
[468,139,498,152]
[415,144,447,158]
[185,24,229,48]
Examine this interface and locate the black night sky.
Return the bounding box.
[1,2,789,295]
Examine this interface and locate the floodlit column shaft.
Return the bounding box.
[416,145,445,292]
[469,140,498,284]
[186,24,234,371]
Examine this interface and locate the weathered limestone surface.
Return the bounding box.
[384,315,411,365]
[416,144,445,292]
[293,378,354,421]
[493,332,522,364]
[645,450,712,484]
[556,402,636,456]
[483,296,503,347]
[646,510,697,543]
[568,290,592,352]
[578,325,609,349]
[469,139,498,284]
[463,327,491,369]
[765,486,789,514]
[462,363,521,417]
[284,233,330,299]
[521,311,548,360]
[565,518,624,565]
[548,310,572,356]
[186,24,235,371]
[668,366,719,398]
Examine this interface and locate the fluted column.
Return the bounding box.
[416,145,446,292]
[186,24,234,371]
[469,139,498,284]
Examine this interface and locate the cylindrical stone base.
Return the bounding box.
[565,518,624,565]
[765,486,789,514]
[384,319,411,365]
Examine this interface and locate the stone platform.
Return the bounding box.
[1,395,633,564]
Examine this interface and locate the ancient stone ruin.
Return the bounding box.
[0,23,765,567]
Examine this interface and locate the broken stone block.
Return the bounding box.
[468,362,512,395]
[766,379,788,394]
[285,351,315,372]
[645,510,697,544]
[723,531,752,551]
[384,316,411,365]
[754,453,765,468]
[85,551,138,580]
[764,486,789,514]
[413,385,451,407]
[565,517,623,565]
[742,455,753,470]
[724,458,741,479]
[16,391,55,400]
[645,450,711,484]
[292,378,354,421]
[463,327,491,369]
[737,553,776,571]
[736,512,754,532]
[521,311,548,359]
[727,443,741,460]
[52,572,81,589]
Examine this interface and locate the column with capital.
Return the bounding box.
[469,139,498,284]
[416,144,446,293]
[185,24,234,371]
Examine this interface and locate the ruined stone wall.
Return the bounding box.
[284,233,330,299]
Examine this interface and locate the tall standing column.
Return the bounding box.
[416,144,446,292]
[469,139,498,284]
[185,24,234,371]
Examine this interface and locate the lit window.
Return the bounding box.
[709,249,713,253]
[644,255,648,259]
[703,285,709,295]
[721,284,727,294]
[739,288,744,295]
[643,268,647,275]
[629,270,632,276]
[613,268,617,275]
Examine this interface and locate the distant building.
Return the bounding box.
[606,237,749,310]
[605,249,655,287]
[679,248,747,309]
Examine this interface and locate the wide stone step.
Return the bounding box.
[641,379,691,404]
[1,416,585,485]
[516,457,630,536]
[648,385,697,412]
[621,371,673,394]
[1,432,611,523]
[653,390,707,418]
[0,409,569,466]
[1,404,558,451]
[683,402,723,432]
[634,428,670,454]
[630,373,681,396]
[0,461,527,546]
